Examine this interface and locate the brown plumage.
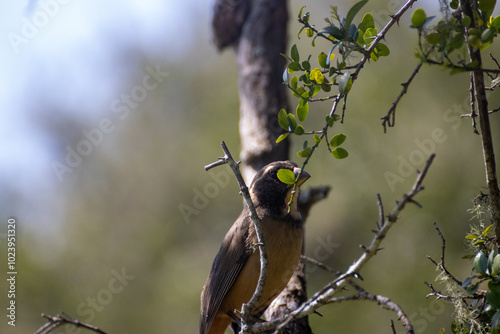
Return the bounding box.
[199,161,310,334]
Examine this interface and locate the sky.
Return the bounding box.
[0,0,211,229]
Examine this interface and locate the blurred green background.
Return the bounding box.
[1,0,500,333]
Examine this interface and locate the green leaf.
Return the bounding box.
[291,44,300,62]
[482,28,496,43]
[487,289,500,309]
[478,0,497,13]
[276,133,289,143]
[278,108,290,130]
[465,234,479,239]
[294,125,305,135]
[493,254,500,276]
[371,43,390,61]
[297,98,309,122]
[491,16,500,29]
[277,169,296,184]
[332,147,349,159]
[311,84,321,96]
[318,52,329,68]
[326,115,335,127]
[313,133,322,143]
[303,140,308,150]
[288,61,302,73]
[363,27,377,44]
[462,276,474,288]
[320,25,345,40]
[298,6,305,20]
[297,147,312,158]
[344,0,369,31]
[302,60,311,71]
[291,75,298,90]
[321,83,331,92]
[338,71,352,94]
[411,8,427,29]
[347,23,359,41]
[427,33,441,45]
[288,113,297,131]
[358,13,375,33]
[330,133,347,147]
[474,251,488,275]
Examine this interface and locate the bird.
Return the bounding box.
[199,160,310,334]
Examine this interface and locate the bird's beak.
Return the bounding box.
[293,167,310,187]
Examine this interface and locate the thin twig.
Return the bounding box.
[426,222,462,286]
[34,313,108,334]
[205,141,268,333]
[327,290,414,333]
[381,63,423,132]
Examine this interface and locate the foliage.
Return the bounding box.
[412,2,500,73]
[278,0,393,175]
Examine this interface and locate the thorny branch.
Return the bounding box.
[249,154,435,334]
[205,141,268,333]
[303,255,414,332]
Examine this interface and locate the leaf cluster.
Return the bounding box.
[412,3,500,73]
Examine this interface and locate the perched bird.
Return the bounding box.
[199,161,310,334]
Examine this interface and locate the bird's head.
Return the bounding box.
[249,161,310,221]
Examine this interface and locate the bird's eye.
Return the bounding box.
[269,169,277,178]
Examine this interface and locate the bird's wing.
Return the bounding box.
[200,210,251,333]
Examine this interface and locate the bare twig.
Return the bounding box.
[327,290,414,333]
[460,108,499,118]
[205,141,268,332]
[424,282,456,302]
[382,63,423,132]
[34,313,108,334]
[250,154,435,333]
[426,222,462,286]
[422,59,500,74]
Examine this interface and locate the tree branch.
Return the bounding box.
[34,313,108,334]
[204,141,268,332]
